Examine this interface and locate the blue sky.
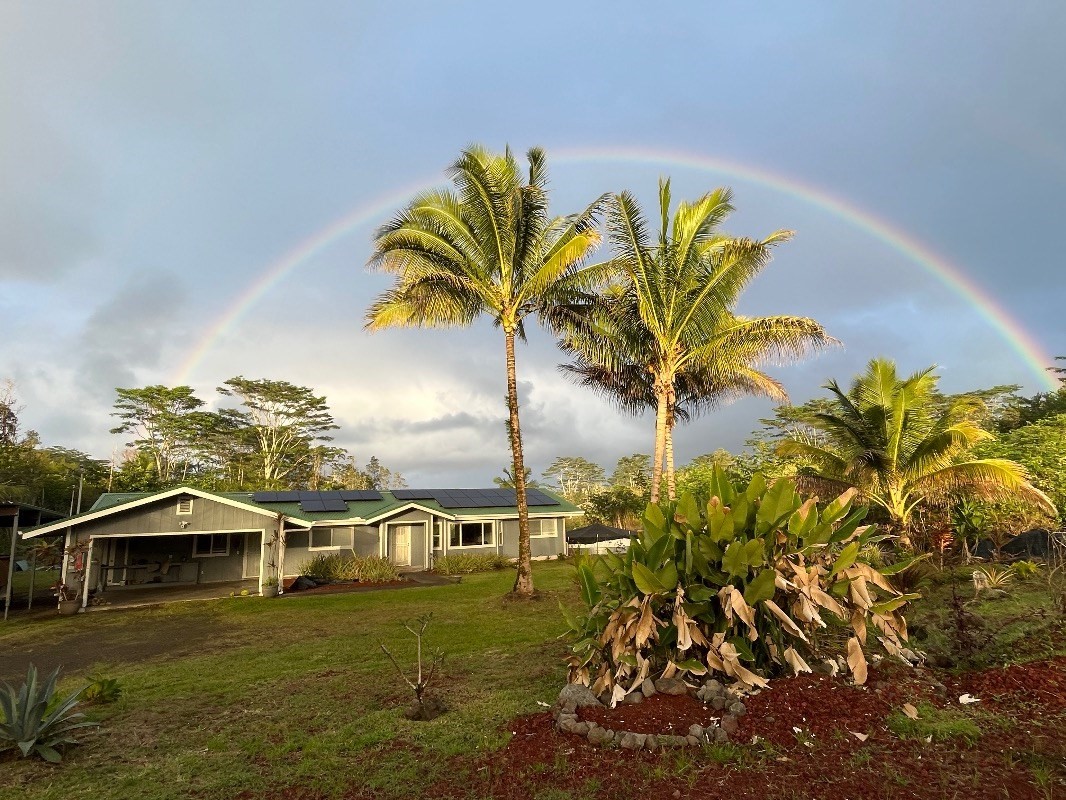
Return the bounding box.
[1,2,1063,485]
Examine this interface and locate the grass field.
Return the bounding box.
[1,559,1063,800]
[0,562,579,800]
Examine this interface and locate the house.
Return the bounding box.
[22,486,581,608]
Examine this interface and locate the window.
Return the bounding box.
[432,521,442,550]
[309,527,354,550]
[193,534,229,557]
[449,521,494,548]
[530,518,558,538]
[177,498,194,515]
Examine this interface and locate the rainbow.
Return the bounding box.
[172,147,1059,390]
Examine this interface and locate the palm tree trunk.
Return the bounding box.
[665,390,677,501]
[504,327,534,597]
[650,384,668,504]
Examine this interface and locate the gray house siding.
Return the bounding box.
[499,518,566,559]
[67,495,274,592]
[283,525,379,576]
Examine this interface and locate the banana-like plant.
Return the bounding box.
[0,664,98,762]
[561,468,919,703]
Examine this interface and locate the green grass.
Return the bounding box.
[886,701,982,745]
[0,562,581,800]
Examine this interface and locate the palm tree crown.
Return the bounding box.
[778,358,1055,539]
[366,145,605,596]
[557,179,834,502]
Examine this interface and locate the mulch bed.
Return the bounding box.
[422,657,1066,800]
[282,579,409,596]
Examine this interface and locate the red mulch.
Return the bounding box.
[423,657,1066,800]
[282,579,409,596]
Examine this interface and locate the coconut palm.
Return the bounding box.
[777,358,1056,546]
[366,145,605,597]
[557,180,834,502]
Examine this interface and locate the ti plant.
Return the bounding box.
[0,664,99,762]
[561,468,920,704]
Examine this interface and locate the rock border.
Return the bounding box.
[552,678,748,750]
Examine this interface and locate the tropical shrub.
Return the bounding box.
[431,554,512,575]
[561,468,919,703]
[299,553,400,583]
[81,677,122,705]
[0,664,98,762]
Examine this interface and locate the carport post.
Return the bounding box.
[3,509,19,622]
[81,537,93,610]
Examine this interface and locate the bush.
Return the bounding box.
[0,664,98,762]
[81,677,122,705]
[299,553,400,583]
[431,554,512,575]
[561,468,919,703]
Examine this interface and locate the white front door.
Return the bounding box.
[393,525,412,566]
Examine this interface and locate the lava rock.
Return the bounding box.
[714,726,731,743]
[587,725,612,745]
[688,724,705,739]
[711,695,728,711]
[728,701,747,717]
[619,732,647,749]
[641,677,657,697]
[644,734,659,751]
[557,683,604,710]
[720,714,739,736]
[653,677,690,695]
[621,691,644,705]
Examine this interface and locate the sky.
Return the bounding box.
[1,2,1063,487]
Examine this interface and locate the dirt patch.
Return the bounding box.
[0,609,254,682]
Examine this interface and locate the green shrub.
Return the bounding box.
[432,554,512,575]
[81,677,122,705]
[299,553,400,583]
[0,665,99,762]
[561,467,919,702]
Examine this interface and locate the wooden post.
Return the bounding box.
[3,508,19,621]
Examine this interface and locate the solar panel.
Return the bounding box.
[318,490,343,500]
[391,489,436,500]
[526,489,558,506]
[252,491,278,503]
[338,490,382,502]
[299,498,349,513]
[275,491,300,502]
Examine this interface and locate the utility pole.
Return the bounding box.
[76,471,84,514]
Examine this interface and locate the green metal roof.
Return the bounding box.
[84,486,581,525]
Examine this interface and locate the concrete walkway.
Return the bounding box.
[84,579,259,611]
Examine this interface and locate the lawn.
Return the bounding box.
[1,560,1064,800]
[0,562,580,800]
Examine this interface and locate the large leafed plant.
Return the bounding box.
[562,468,918,703]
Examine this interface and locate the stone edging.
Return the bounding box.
[553,677,748,750]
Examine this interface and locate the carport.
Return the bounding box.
[2,501,66,620]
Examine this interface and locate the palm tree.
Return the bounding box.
[366,145,604,597]
[777,358,1056,546]
[557,180,834,502]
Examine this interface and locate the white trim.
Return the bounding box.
[85,527,257,539]
[363,502,455,525]
[448,519,496,549]
[308,526,355,551]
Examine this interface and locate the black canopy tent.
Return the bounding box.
[2,501,66,621]
[565,522,635,545]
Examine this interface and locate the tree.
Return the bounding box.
[366,144,604,598]
[110,386,204,483]
[609,453,651,492]
[217,377,338,488]
[558,180,833,503]
[976,413,1066,528]
[777,358,1056,546]
[493,465,535,489]
[542,456,605,500]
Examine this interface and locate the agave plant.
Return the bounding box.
[0,664,98,762]
[562,467,920,703]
